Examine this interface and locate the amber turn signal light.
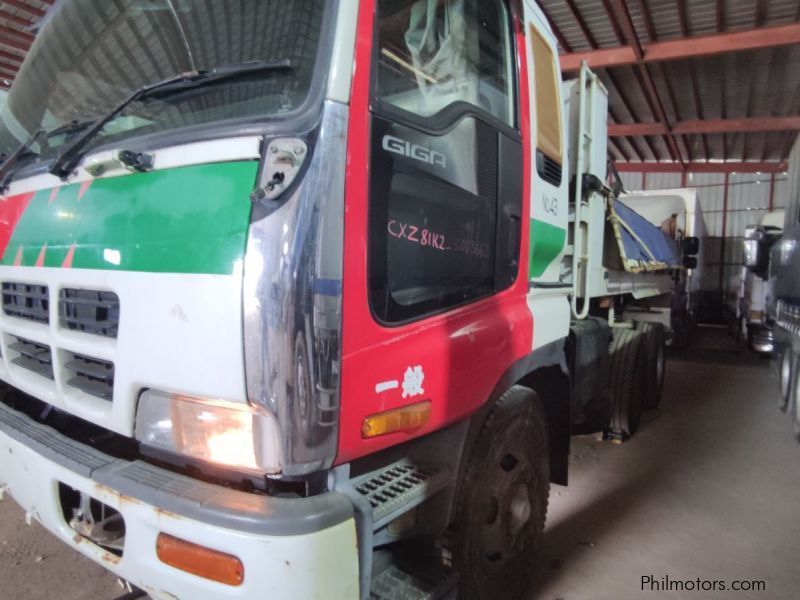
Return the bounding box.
[156,533,244,586]
[361,400,431,438]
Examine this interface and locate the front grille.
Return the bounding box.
[64,352,114,401]
[8,336,53,380]
[2,282,49,324]
[59,289,120,338]
[777,299,800,334]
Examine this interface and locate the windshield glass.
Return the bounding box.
[0,0,328,162]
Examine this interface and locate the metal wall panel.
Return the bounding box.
[787,137,800,226]
[619,172,641,190]
[644,172,682,190]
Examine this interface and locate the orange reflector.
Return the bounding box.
[156,533,244,586]
[361,401,431,438]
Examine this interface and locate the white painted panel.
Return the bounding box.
[527,290,570,350]
[0,266,246,437]
[7,137,262,196]
[0,429,360,600]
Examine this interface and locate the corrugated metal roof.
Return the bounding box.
[0,0,797,167]
[541,0,800,165]
[0,0,49,88]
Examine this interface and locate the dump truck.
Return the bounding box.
[738,210,784,353]
[0,1,695,598]
[618,188,708,346]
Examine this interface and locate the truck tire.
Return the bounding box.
[609,328,646,439]
[779,349,793,413]
[446,386,549,600]
[639,323,667,410]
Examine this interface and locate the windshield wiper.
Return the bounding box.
[0,119,107,193]
[49,59,294,179]
[0,128,45,194]
[47,118,97,139]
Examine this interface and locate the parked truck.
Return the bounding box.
[769,220,800,441]
[0,1,694,598]
[760,136,800,442]
[737,210,784,353]
[614,188,708,347]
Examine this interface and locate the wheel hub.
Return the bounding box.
[478,450,536,574]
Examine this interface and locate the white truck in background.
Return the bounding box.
[738,210,784,353]
[614,188,708,347]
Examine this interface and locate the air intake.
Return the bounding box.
[9,336,53,380]
[64,352,114,401]
[2,282,49,324]
[60,289,120,338]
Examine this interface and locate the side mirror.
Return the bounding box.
[744,236,770,278]
[683,256,698,270]
[681,236,700,256]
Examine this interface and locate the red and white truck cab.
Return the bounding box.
[0,1,684,598]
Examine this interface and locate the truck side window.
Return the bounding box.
[530,26,563,186]
[369,0,519,324]
[376,0,514,127]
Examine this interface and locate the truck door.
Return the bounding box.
[339,0,534,462]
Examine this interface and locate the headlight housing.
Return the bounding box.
[135,390,282,474]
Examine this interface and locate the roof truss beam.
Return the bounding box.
[609,116,800,137]
[614,161,788,174]
[561,23,800,71]
[0,1,46,20]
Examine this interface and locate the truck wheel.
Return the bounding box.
[609,328,646,439]
[640,323,667,410]
[447,386,549,600]
[779,349,793,413]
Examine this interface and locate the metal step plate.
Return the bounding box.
[370,564,458,600]
[353,460,451,531]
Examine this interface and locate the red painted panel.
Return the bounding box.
[0,191,35,261]
[336,4,533,464]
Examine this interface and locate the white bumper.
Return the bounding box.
[0,402,359,600]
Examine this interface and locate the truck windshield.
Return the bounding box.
[0,0,327,164]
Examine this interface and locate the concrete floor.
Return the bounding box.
[531,327,800,599]
[0,327,798,599]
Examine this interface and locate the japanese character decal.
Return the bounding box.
[401,365,425,398]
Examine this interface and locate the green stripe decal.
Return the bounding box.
[529,219,566,279]
[3,161,258,275]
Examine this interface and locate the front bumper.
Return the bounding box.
[0,400,359,600]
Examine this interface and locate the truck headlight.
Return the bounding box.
[134,390,281,474]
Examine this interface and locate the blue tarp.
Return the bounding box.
[611,200,682,272]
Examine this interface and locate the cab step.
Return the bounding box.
[370,564,458,600]
[353,460,451,531]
